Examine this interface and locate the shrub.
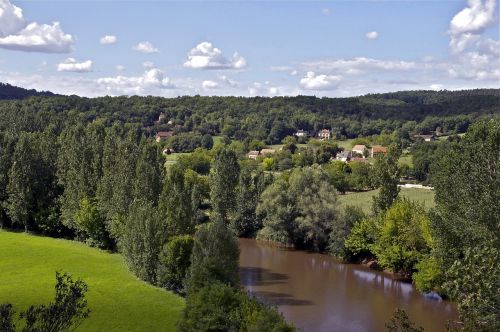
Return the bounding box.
[158,235,194,294]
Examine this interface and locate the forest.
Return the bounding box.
[0,84,499,331]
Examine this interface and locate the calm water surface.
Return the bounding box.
[239,238,457,332]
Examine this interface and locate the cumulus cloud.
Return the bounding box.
[57,58,93,72]
[449,0,497,53]
[100,35,117,45]
[0,0,73,53]
[202,80,219,89]
[116,65,125,72]
[365,31,379,40]
[97,68,175,95]
[300,71,341,90]
[133,41,159,53]
[184,42,246,69]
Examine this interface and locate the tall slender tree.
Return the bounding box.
[210,148,240,223]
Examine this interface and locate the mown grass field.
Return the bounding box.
[0,231,184,331]
[338,187,435,214]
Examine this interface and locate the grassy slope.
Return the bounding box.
[338,188,435,214]
[0,231,184,331]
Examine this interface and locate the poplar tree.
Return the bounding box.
[210,148,240,223]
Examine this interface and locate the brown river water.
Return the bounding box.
[239,238,457,332]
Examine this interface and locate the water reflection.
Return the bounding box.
[239,238,457,332]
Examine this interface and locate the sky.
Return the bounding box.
[0,0,499,97]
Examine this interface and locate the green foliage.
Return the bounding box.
[344,217,379,259]
[201,134,214,150]
[443,244,500,331]
[119,201,167,284]
[372,199,432,275]
[372,144,401,214]
[210,148,240,223]
[413,255,442,293]
[231,168,262,237]
[74,198,111,248]
[177,282,294,332]
[324,161,351,194]
[187,221,240,292]
[431,119,500,269]
[257,166,339,251]
[328,205,366,259]
[0,303,15,332]
[1,272,89,332]
[132,141,163,205]
[21,272,90,332]
[177,148,212,175]
[158,235,194,294]
[160,164,195,236]
[385,308,424,332]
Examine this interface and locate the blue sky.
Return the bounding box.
[0,0,498,97]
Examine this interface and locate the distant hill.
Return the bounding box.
[0,82,57,100]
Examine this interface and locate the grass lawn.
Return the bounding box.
[398,153,413,167]
[333,139,356,150]
[338,187,435,214]
[0,231,184,331]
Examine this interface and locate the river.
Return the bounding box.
[239,238,457,332]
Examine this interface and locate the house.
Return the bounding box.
[260,148,276,156]
[336,150,352,162]
[414,134,436,142]
[155,131,173,142]
[351,144,368,157]
[318,129,331,140]
[370,145,387,158]
[295,130,307,137]
[247,150,260,160]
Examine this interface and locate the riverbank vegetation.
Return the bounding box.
[0,86,498,330]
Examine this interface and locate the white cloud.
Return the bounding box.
[447,51,500,81]
[116,65,125,72]
[133,41,159,53]
[202,80,219,89]
[96,68,175,95]
[300,71,341,90]
[269,87,279,95]
[302,57,416,74]
[100,35,117,45]
[449,0,497,53]
[365,31,379,40]
[430,84,444,91]
[219,75,238,87]
[0,0,25,37]
[57,58,93,72]
[322,8,331,16]
[142,61,154,68]
[184,42,246,69]
[0,0,73,53]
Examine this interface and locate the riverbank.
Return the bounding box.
[239,238,457,332]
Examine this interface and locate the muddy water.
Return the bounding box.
[239,238,457,332]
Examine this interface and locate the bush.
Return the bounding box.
[372,200,432,276]
[158,235,194,294]
[186,221,240,292]
[177,283,294,332]
[413,255,442,293]
[344,217,379,259]
[328,206,366,259]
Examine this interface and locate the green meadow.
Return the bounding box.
[338,187,435,214]
[0,231,184,331]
